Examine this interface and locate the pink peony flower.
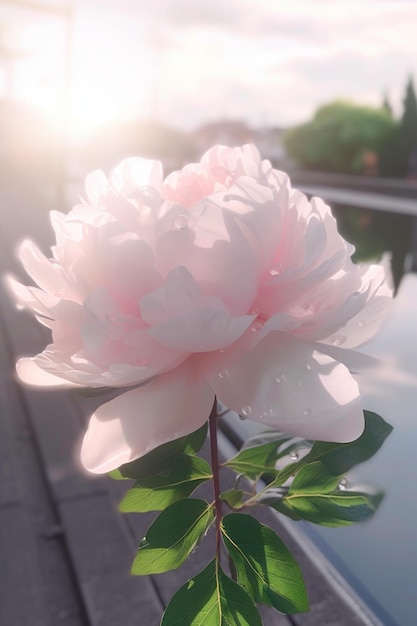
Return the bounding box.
[8,145,392,473]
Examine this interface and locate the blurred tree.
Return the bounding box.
[397,76,417,176]
[381,92,393,117]
[379,76,417,177]
[284,101,396,174]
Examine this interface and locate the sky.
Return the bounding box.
[0,0,416,140]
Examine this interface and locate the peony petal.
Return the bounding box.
[153,197,259,315]
[201,144,264,184]
[163,163,212,207]
[213,176,284,274]
[208,331,364,443]
[80,360,214,473]
[141,266,255,352]
[18,240,68,295]
[16,357,80,387]
[148,308,255,352]
[6,275,58,317]
[110,157,163,197]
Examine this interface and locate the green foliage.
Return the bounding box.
[219,488,245,508]
[161,559,262,626]
[381,93,393,117]
[224,432,295,479]
[396,76,417,176]
[271,411,392,487]
[119,454,212,513]
[113,408,392,624]
[109,421,208,481]
[131,499,214,575]
[278,462,383,527]
[284,100,397,174]
[222,514,309,613]
[295,411,393,476]
[257,412,390,526]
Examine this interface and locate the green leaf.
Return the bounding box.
[183,421,209,455]
[257,488,303,521]
[161,559,262,626]
[111,421,208,481]
[131,499,214,575]
[219,488,244,508]
[272,411,392,487]
[221,514,309,614]
[299,411,393,476]
[282,462,383,527]
[224,433,290,479]
[119,454,212,512]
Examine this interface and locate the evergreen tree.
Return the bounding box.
[382,92,393,117]
[397,76,417,176]
[379,76,417,177]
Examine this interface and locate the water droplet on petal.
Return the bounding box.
[297,381,303,387]
[338,477,349,490]
[174,214,189,230]
[240,405,252,418]
[262,408,274,418]
[306,363,312,371]
[303,408,312,416]
[251,321,263,332]
[275,373,285,383]
[289,451,299,461]
[331,335,346,346]
[131,186,162,210]
[138,186,159,200]
[269,263,283,277]
[358,320,364,328]
[218,369,230,379]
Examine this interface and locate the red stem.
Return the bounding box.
[209,397,222,563]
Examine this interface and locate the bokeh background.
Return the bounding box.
[1,4,417,626]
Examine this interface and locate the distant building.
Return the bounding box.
[193,120,253,156]
[251,127,287,167]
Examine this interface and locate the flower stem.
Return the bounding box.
[209,397,223,564]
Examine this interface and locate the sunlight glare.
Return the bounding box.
[0,8,154,142]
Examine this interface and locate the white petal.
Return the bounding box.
[6,275,58,317]
[154,198,259,315]
[18,240,67,295]
[110,158,163,197]
[16,358,80,387]
[141,267,254,352]
[208,332,364,443]
[148,308,255,352]
[80,360,214,473]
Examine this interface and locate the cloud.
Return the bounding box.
[74,0,417,130]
